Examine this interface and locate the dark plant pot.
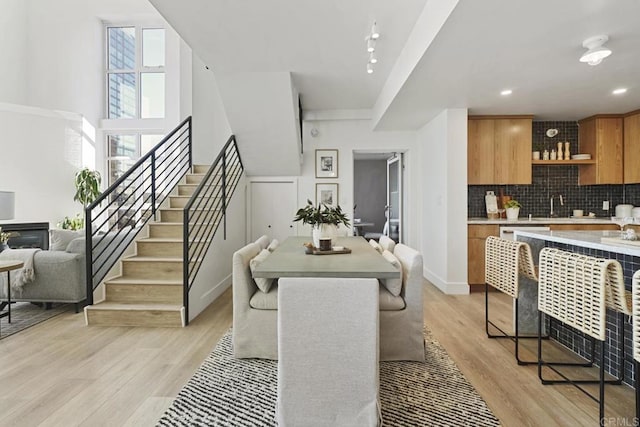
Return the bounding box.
[0,242,8,252]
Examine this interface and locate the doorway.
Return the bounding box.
[353,152,404,243]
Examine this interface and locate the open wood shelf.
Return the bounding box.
[532,159,596,165]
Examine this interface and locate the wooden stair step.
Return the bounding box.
[104,278,183,305]
[85,302,184,327]
[105,277,183,285]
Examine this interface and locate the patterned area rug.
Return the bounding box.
[0,302,70,340]
[157,329,500,426]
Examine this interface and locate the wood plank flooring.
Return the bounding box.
[0,281,634,426]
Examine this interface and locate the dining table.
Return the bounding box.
[255,235,397,426]
[251,235,400,279]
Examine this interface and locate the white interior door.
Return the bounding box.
[250,181,296,242]
[387,155,402,243]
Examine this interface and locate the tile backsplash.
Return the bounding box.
[468,121,640,218]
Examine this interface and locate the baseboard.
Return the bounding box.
[423,267,470,295]
[188,273,232,322]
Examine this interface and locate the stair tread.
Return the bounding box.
[123,255,203,262]
[138,237,210,243]
[105,277,183,285]
[86,302,182,311]
[123,256,182,262]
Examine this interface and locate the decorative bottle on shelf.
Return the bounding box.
[550,149,557,160]
[543,149,549,160]
[557,142,563,160]
[564,142,570,160]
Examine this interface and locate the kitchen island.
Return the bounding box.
[514,229,638,386]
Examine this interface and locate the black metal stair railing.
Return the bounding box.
[84,117,192,304]
[183,135,243,324]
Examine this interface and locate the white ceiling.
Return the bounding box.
[150,0,640,131]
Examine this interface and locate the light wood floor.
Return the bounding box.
[0,282,634,426]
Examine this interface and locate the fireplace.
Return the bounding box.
[0,222,49,250]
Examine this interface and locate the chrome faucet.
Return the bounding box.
[550,194,564,217]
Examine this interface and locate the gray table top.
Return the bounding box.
[252,236,400,279]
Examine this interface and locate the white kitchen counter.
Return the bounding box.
[468,217,615,225]
[514,229,640,256]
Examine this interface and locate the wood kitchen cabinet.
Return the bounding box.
[548,223,618,231]
[578,115,623,185]
[468,116,533,185]
[624,110,640,184]
[467,224,499,288]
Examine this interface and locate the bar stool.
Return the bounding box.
[603,259,632,385]
[484,236,539,365]
[632,270,640,419]
[537,248,624,425]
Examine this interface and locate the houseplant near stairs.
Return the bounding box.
[293,200,350,248]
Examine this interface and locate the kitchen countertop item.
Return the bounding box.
[615,204,634,218]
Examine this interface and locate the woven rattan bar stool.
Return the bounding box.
[537,248,625,425]
[603,259,633,385]
[484,236,541,365]
[632,270,640,419]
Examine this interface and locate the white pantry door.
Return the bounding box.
[250,181,297,242]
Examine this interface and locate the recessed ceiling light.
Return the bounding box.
[500,89,513,96]
[366,38,376,53]
[612,88,627,95]
[368,52,377,64]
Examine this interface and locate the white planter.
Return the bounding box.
[506,207,520,221]
[312,224,337,248]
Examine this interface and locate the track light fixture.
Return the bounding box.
[579,35,612,66]
[366,63,373,74]
[366,38,376,53]
[370,21,379,40]
[365,21,380,74]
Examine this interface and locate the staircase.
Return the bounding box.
[85,165,211,327]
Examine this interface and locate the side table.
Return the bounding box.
[0,260,24,331]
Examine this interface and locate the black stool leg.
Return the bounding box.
[599,338,606,427]
[635,360,640,423]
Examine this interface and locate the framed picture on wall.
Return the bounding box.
[316,183,338,208]
[315,149,338,178]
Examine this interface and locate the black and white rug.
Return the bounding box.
[157,329,500,426]
[0,302,70,340]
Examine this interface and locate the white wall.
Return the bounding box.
[417,108,468,294]
[191,55,233,163]
[0,104,83,227]
[0,0,28,105]
[297,119,419,248]
[188,177,246,321]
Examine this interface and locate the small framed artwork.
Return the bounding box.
[315,149,339,178]
[316,183,339,208]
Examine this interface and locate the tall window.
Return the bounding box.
[107,26,166,119]
[106,24,167,188]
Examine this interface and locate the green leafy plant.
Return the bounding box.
[293,199,350,227]
[0,226,18,244]
[74,168,102,208]
[504,199,521,209]
[58,214,84,231]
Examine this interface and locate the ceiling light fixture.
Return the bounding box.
[369,52,377,64]
[366,63,374,74]
[366,38,376,53]
[579,35,612,66]
[500,89,513,96]
[370,22,380,40]
[612,88,627,95]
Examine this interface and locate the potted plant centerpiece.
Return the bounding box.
[293,199,350,248]
[504,199,521,221]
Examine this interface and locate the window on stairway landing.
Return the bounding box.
[107,26,165,119]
